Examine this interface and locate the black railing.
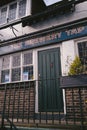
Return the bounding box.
[0,112,18,130]
[0,79,87,130]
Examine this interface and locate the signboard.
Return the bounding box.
[0,25,87,55]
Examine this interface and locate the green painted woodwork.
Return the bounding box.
[38,48,63,112]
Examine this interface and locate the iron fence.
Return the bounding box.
[0,79,87,130]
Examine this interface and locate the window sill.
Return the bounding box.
[0,79,35,85]
[0,18,22,30]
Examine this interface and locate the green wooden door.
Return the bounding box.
[38,48,63,112]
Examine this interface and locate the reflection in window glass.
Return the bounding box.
[0,7,7,24]
[8,3,17,21]
[19,0,26,17]
[12,54,21,67]
[23,66,33,80]
[23,52,32,65]
[78,42,87,65]
[12,68,21,81]
[78,41,87,73]
[1,70,10,83]
[2,56,10,69]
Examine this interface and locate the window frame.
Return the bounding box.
[11,52,21,82]
[0,0,27,25]
[18,0,27,18]
[22,51,33,81]
[0,50,34,83]
[78,40,87,65]
[0,5,7,24]
[1,55,10,83]
[76,37,87,74]
[8,2,17,21]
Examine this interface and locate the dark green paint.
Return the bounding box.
[38,48,63,112]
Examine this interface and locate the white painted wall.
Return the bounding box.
[60,40,76,114]
[0,1,87,41]
[61,40,76,76]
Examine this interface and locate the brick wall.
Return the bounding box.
[65,88,87,121]
[0,81,35,119]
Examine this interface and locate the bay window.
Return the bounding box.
[0,7,7,24]
[18,0,26,18]
[8,3,17,21]
[0,0,27,25]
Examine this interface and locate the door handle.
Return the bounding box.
[38,74,40,80]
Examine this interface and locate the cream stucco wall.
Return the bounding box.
[0,1,87,41]
[61,40,76,76]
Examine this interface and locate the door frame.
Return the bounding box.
[33,44,66,114]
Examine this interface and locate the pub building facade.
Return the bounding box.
[0,0,87,129]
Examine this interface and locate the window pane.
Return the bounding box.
[12,68,21,81]
[78,41,87,73]
[0,7,7,24]
[1,70,10,83]
[23,66,33,80]
[78,42,87,64]
[2,56,10,69]
[12,54,21,67]
[23,52,32,65]
[19,0,26,17]
[8,3,17,21]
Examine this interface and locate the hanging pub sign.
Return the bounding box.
[0,25,87,55]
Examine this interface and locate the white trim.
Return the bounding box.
[0,0,30,25]
[74,36,87,43]
[21,52,22,81]
[26,0,31,16]
[75,36,87,57]
[0,58,2,83]
[63,89,66,114]
[0,50,33,83]
[9,55,12,82]
[33,50,38,113]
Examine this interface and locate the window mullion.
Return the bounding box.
[21,52,23,81]
[0,58,2,83]
[10,55,12,82]
[16,1,19,19]
[32,50,35,80]
[6,4,9,22]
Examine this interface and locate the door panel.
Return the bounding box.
[38,48,63,112]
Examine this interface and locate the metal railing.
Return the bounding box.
[0,112,18,130]
[0,79,87,130]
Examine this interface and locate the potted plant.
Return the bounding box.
[60,56,87,88]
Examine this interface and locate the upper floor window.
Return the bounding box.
[0,0,27,25]
[8,3,17,21]
[19,0,26,18]
[0,7,7,24]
